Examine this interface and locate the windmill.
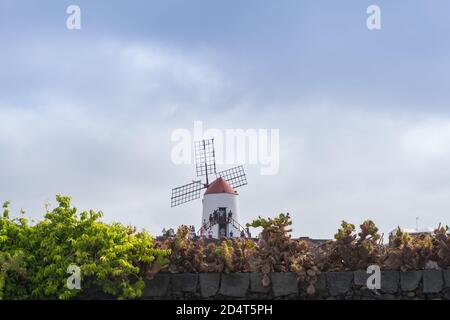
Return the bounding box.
[171,138,248,239]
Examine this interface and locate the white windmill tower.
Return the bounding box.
[171,139,248,239]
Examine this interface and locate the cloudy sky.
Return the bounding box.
[1,0,450,239]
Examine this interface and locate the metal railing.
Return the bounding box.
[198,216,248,237]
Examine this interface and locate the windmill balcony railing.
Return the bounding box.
[198,217,249,237]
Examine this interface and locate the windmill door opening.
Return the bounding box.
[217,207,228,237]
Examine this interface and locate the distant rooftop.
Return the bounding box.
[388,227,434,236]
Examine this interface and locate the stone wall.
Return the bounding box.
[142,270,450,300]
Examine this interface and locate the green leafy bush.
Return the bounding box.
[0,196,170,300]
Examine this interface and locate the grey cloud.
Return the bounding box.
[1,35,450,240]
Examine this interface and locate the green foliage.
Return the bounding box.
[383,226,434,271]
[0,196,170,300]
[247,213,292,236]
[334,221,356,242]
[0,251,27,300]
[433,224,450,267]
[319,220,383,271]
[161,214,450,294]
[247,214,318,293]
[215,240,235,272]
[155,225,207,273]
[3,200,450,299]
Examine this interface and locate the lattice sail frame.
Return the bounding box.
[171,139,249,207]
[194,139,216,177]
[171,180,204,207]
[216,165,248,189]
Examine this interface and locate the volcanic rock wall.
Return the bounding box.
[141,270,450,300]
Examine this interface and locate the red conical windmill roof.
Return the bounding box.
[204,177,238,195]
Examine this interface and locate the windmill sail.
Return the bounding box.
[216,165,247,189]
[171,139,248,209]
[171,180,205,207]
[194,139,216,177]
